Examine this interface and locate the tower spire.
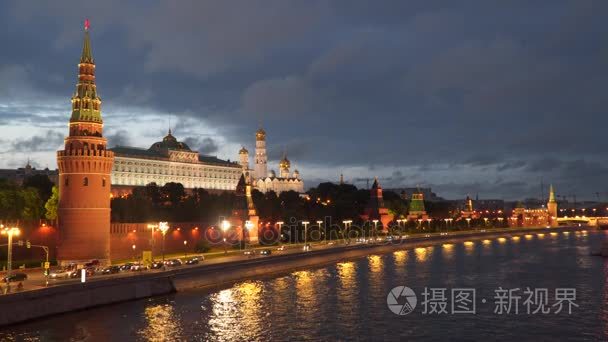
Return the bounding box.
[81,19,93,63]
[549,184,556,203]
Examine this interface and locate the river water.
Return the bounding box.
[1,229,606,341]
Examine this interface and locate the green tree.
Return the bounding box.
[45,186,59,220]
[23,174,54,203]
[20,187,43,219]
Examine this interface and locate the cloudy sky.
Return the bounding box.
[0,1,606,200]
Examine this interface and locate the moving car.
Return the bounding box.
[260,249,272,255]
[166,259,182,267]
[130,263,147,271]
[101,266,120,275]
[49,269,72,279]
[276,246,285,251]
[185,257,199,265]
[150,261,164,269]
[243,250,255,255]
[4,272,27,283]
[119,263,134,271]
[303,244,312,251]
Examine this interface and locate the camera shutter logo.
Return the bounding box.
[387,286,417,315]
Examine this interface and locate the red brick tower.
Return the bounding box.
[56,20,114,265]
[363,177,393,231]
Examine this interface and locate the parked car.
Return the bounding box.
[303,244,312,251]
[243,250,255,255]
[119,263,134,271]
[276,246,285,251]
[4,272,27,283]
[185,257,199,265]
[49,269,72,279]
[260,249,272,256]
[150,261,164,269]
[101,266,120,275]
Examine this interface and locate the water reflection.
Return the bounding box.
[393,250,407,265]
[511,236,521,242]
[525,234,534,240]
[368,255,383,273]
[206,281,264,341]
[464,241,475,254]
[415,247,429,262]
[139,303,183,341]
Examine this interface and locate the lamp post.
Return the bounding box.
[245,220,253,253]
[276,221,284,246]
[1,225,20,280]
[316,220,324,244]
[221,220,231,254]
[466,218,471,230]
[158,222,169,264]
[183,240,188,259]
[147,223,158,261]
[132,244,136,262]
[302,221,310,246]
[372,220,379,241]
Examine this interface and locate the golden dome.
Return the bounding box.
[279,156,290,169]
[256,128,266,140]
[239,146,249,154]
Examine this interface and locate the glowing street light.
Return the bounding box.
[372,219,379,240]
[147,223,158,260]
[1,225,20,280]
[221,219,231,254]
[158,222,169,263]
[316,220,324,243]
[302,221,310,246]
[183,240,188,259]
[245,220,254,252]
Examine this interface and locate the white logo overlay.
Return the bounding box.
[387,286,417,315]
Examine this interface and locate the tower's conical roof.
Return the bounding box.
[548,184,556,203]
[81,19,93,63]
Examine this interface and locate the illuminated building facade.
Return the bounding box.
[109,130,242,195]
[239,128,304,194]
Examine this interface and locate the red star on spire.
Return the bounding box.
[84,19,90,31]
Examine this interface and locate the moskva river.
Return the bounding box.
[1,229,606,341]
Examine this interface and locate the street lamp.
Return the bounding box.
[316,220,324,243]
[147,223,158,261]
[158,222,169,263]
[132,244,136,262]
[466,218,471,229]
[372,220,379,241]
[302,221,310,246]
[1,225,20,280]
[276,221,285,246]
[183,240,188,259]
[221,220,231,254]
[245,220,253,252]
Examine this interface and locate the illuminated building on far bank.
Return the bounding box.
[238,128,304,194]
[109,129,242,196]
[510,185,558,227]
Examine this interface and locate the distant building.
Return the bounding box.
[388,187,444,202]
[407,189,429,221]
[510,185,558,227]
[239,128,304,195]
[0,161,58,185]
[361,178,393,230]
[459,195,480,219]
[109,129,242,196]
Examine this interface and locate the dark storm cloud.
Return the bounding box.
[10,130,63,152]
[1,1,607,199]
[183,137,219,156]
[106,129,131,148]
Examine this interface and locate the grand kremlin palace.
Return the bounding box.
[109,130,242,196]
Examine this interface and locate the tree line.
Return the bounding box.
[0,175,56,221]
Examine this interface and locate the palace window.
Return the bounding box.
[65,177,69,187]
[83,177,89,186]
[102,178,106,187]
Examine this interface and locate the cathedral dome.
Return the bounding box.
[239,146,249,154]
[279,156,290,169]
[268,170,276,178]
[256,128,266,141]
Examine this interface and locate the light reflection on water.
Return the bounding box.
[0,229,606,341]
